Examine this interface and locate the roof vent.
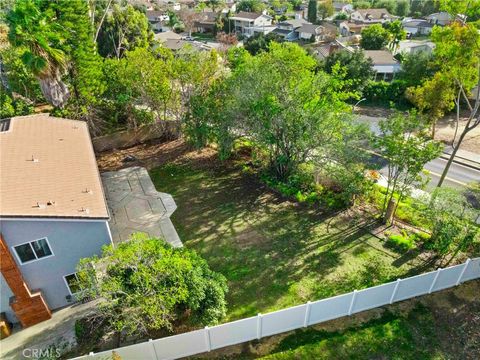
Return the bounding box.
[35,202,46,209]
[83,188,93,194]
[29,155,39,163]
[47,200,56,206]
[79,207,90,214]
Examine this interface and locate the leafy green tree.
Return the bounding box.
[226,46,251,69]
[373,0,396,14]
[288,0,303,10]
[384,20,406,52]
[121,47,177,124]
[317,0,334,19]
[97,4,153,59]
[428,14,480,186]
[323,49,374,93]
[406,72,456,139]
[236,0,265,12]
[77,234,228,338]
[176,46,225,145]
[397,52,437,87]
[6,0,70,107]
[222,43,355,180]
[421,187,479,258]
[395,0,410,16]
[409,0,439,17]
[0,43,43,103]
[206,0,226,12]
[243,32,283,55]
[354,0,372,9]
[375,111,442,224]
[307,0,317,23]
[56,0,106,129]
[360,24,389,50]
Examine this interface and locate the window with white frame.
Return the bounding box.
[64,273,82,295]
[13,237,53,264]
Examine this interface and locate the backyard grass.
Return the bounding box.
[150,160,435,321]
[262,306,437,360]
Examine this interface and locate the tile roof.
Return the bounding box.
[0,114,109,219]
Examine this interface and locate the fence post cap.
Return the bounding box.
[397,278,402,282]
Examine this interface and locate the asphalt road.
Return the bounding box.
[356,115,480,190]
[369,154,480,190]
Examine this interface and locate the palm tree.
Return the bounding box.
[6,0,70,108]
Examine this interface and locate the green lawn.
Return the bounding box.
[150,162,431,321]
[262,306,438,360]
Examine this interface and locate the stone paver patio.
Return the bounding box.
[101,166,182,247]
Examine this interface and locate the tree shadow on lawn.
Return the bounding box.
[150,163,421,319]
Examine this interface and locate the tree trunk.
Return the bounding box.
[437,129,468,187]
[38,74,70,108]
[384,197,397,225]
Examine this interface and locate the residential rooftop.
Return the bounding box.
[364,50,399,65]
[0,114,109,219]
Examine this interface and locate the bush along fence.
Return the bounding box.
[71,258,480,360]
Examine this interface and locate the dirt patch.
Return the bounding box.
[435,115,480,153]
[96,138,219,172]
[234,228,267,249]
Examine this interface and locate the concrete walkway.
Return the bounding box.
[0,301,98,360]
[101,166,182,247]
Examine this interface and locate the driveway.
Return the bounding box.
[101,166,182,247]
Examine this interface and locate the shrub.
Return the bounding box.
[363,80,410,107]
[387,233,414,251]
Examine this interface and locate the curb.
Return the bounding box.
[440,153,480,171]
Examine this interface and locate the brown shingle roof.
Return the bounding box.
[0,114,109,219]
[364,50,398,65]
[356,8,392,20]
[231,11,262,20]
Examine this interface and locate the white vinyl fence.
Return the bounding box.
[71,257,480,360]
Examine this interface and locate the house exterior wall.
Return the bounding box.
[253,16,272,27]
[0,274,17,323]
[0,219,112,314]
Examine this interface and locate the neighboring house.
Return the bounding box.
[396,40,435,55]
[229,11,273,37]
[0,115,113,328]
[333,2,353,13]
[426,11,453,26]
[402,19,435,36]
[163,39,213,51]
[154,31,183,43]
[310,40,352,60]
[350,8,393,23]
[298,23,337,42]
[273,17,311,41]
[339,21,373,36]
[364,50,401,81]
[146,10,170,32]
[194,12,221,33]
